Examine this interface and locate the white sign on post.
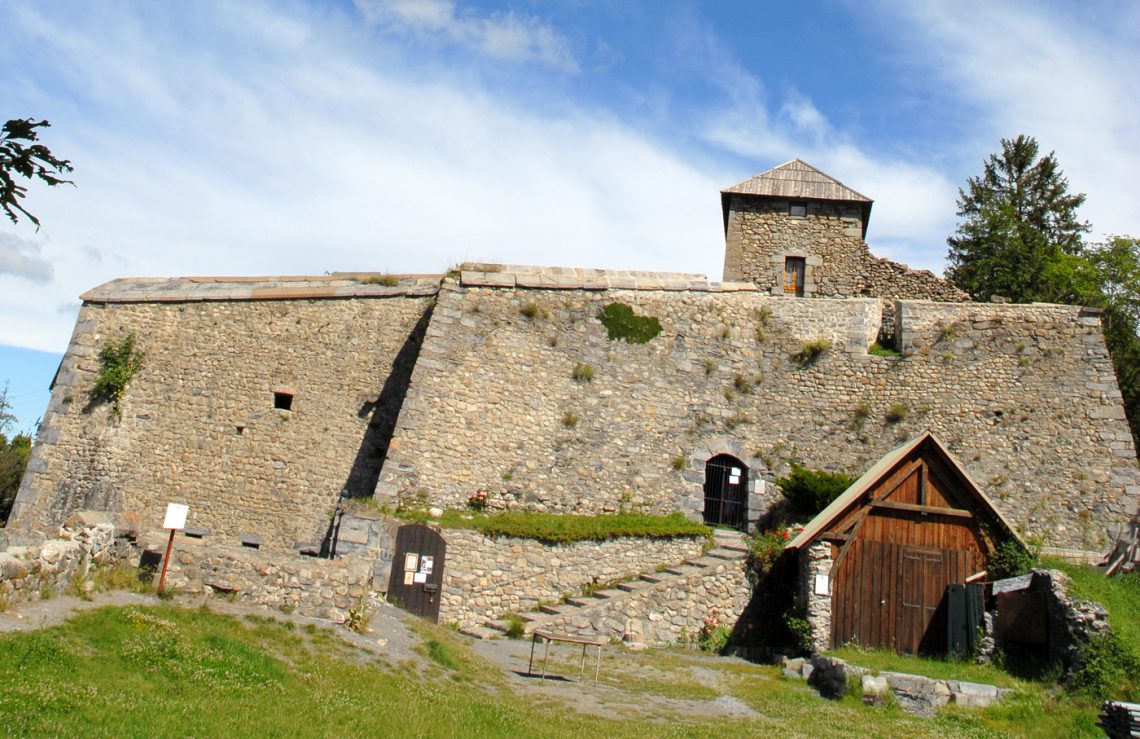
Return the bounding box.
[163,503,189,531]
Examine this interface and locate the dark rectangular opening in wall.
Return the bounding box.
[790,202,807,217]
[240,534,263,549]
[784,257,805,297]
[273,391,293,411]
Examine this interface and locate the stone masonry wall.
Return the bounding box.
[141,530,372,621]
[537,553,750,646]
[439,530,707,627]
[379,267,1139,550]
[722,197,969,302]
[12,277,438,552]
[799,540,834,654]
[0,511,137,608]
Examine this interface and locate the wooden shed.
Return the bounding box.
[786,432,1023,655]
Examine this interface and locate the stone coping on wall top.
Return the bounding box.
[80,274,444,303]
[457,262,757,293]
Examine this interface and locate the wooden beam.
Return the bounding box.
[869,500,973,518]
[820,531,851,541]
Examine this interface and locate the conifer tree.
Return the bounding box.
[946,135,1089,302]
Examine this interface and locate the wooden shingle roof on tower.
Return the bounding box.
[721,159,874,237]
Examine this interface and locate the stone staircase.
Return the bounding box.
[464,528,751,645]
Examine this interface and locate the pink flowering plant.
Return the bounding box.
[467,490,489,511]
[697,606,732,652]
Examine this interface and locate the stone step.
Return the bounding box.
[589,588,626,600]
[638,573,663,584]
[683,558,711,568]
[459,624,499,640]
[565,597,594,607]
[539,604,564,615]
[707,548,743,561]
[615,581,644,593]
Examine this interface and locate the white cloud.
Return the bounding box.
[0,1,723,352]
[869,1,1140,245]
[0,233,53,283]
[353,0,578,72]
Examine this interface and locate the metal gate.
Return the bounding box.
[703,455,748,530]
[386,524,447,622]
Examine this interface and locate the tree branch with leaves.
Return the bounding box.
[0,118,74,228]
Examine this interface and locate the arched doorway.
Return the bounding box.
[703,454,748,530]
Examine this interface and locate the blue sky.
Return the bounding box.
[1,0,1138,432]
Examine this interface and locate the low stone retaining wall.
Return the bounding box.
[141,533,371,621]
[785,655,1012,714]
[540,554,750,646]
[440,530,708,627]
[0,511,137,606]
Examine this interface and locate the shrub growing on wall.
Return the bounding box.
[597,302,661,343]
[776,462,856,515]
[91,333,144,418]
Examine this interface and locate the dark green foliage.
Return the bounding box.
[0,385,30,524]
[1067,631,1138,700]
[0,432,31,525]
[776,462,856,515]
[0,118,73,228]
[988,540,1037,580]
[92,333,144,418]
[946,135,1089,303]
[597,302,661,343]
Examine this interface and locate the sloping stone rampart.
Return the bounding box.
[379,271,1138,549]
[11,285,437,550]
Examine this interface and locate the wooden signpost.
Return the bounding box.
[157,503,188,594]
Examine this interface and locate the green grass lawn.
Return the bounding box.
[0,603,1110,738]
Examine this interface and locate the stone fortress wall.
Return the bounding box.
[10,276,440,551]
[377,265,1138,550]
[722,197,970,303]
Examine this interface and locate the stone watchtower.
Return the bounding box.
[720,160,967,302]
[720,159,873,296]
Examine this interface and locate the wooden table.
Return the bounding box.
[527,629,606,684]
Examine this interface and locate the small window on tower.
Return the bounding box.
[273,391,294,411]
[784,257,806,297]
[790,202,807,217]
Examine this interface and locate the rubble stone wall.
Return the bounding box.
[142,531,372,621]
[438,529,707,627]
[722,197,969,302]
[380,270,1138,549]
[12,282,437,550]
[0,512,137,607]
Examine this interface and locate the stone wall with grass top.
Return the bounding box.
[11,275,440,551]
[377,266,1138,550]
[438,528,708,627]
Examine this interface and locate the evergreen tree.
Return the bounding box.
[946,135,1089,302]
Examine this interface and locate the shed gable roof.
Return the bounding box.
[785,431,1024,551]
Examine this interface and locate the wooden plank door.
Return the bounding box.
[897,546,969,654]
[387,524,447,622]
